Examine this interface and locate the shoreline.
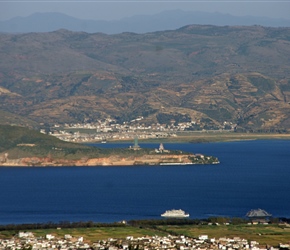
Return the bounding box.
[0,153,219,167]
[1,132,289,167]
[99,133,290,144]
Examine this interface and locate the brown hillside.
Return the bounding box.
[0,25,290,131]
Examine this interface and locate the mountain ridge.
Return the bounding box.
[1,10,290,34]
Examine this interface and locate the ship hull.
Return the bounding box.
[161,209,189,218]
[161,214,189,218]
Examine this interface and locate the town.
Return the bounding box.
[43,117,236,143]
[1,230,288,250]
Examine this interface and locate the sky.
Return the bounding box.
[0,0,290,21]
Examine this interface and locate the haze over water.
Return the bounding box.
[0,140,289,225]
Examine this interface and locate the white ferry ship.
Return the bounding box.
[161,209,190,218]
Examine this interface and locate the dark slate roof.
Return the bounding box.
[246,208,272,218]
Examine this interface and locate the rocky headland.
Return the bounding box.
[0,152,219,167]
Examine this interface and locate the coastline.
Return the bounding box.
[103,132,290,144]
[0,153,219,167]
[1,132,289,167]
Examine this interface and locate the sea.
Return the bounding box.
[0,140,290,225]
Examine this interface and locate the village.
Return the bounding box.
[1,229,290,250]
[0,209,289,249]
[44,117,236,143]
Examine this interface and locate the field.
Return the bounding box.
[0,226,166,242]
[1,223,290,247]
[157,224,290,247]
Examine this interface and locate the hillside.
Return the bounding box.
[0,125,98,159]
[0,125,164,159]
[0,25,290,131]
[0,125,143,159]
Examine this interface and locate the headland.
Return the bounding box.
[0,147,219,167]
[0,125,220,167]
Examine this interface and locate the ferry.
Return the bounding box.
[161,209,190,218]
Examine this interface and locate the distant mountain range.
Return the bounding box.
[0,10,290,34]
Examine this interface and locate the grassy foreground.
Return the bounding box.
[1,224,290,247]
[0,226,167,242]
[157,224,290,246]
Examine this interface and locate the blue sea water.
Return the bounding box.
[0,140,289,225]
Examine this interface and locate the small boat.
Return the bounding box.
[161,209,189,218]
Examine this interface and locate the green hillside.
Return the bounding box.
[0,125,158,160]
[0,125,91,159]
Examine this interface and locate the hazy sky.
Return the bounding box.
[1,0,290,21]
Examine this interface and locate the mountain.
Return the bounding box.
[0,25,290,132]
[0,10,290,34]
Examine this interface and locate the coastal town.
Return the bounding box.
[43,117,236,143]
[1,230,289,250]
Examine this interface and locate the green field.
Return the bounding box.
[157,224,290,247]
[1,224,290,247]
[0,226,166,242]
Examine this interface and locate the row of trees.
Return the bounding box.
[0,217,289,232]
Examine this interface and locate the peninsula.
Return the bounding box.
[0,125,219,167]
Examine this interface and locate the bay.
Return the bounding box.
[0,140,289,225]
